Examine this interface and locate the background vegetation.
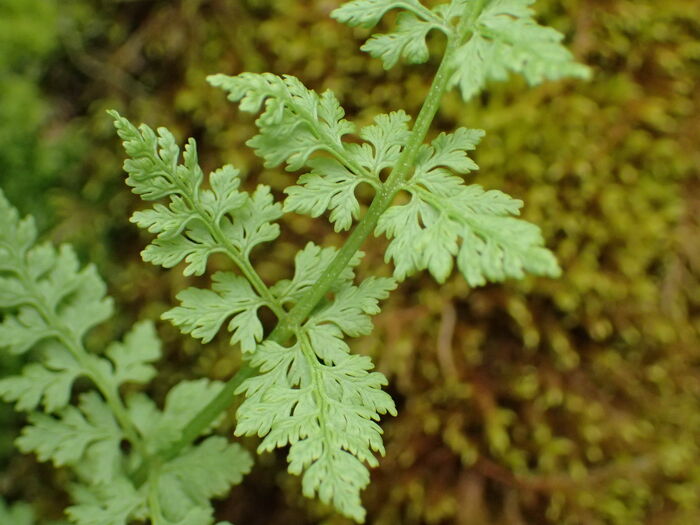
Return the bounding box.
[1,0,699,523]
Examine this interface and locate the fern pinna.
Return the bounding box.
[0,1,589,523]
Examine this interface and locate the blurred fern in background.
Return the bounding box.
[0,0,85,475]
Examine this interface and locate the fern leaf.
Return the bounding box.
[208,73,355,171]
[222,185,282,258]
[127,379,225,451]
[332,0,430,29]
[0,238,113,353]
[377,141,561,283]
[270,242,362,306]
[0,497,69,525]
[67,479,144,525]
[0,499,37,525]
[333,0,451,69]
[0,190,36,271]
[311,277,396,338]
[0,307,54,355]
[106,321,160,385]
[0,347,80,412]
[356,110,412,174]
[110,111,282,276]
[283,111,411,231]
[450,0,592,101]
[64,379,252,525]
[16,392,123,484]
[236,334,394,522]
[361,12,437,68]
[283,157,366,232]
[163,273,267,353]
[414,127,484,178]
[236,267,396,522]
[151,437,252,523]
[0,191,129,413]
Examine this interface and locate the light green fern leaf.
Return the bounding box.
[361,12,437,68]
[310,277,397,338]
[0,497,69,525]
[0,321,160,414]
[221,185,282,258]
[0,193,160,411]
[0,346,80,412]
[283,111,410,231]
[414,127,484,178]
[432,0,469,21]
[0,499,36,525]
[210,74,417,232]
[0,240,113,354]
[105,321,160,386]
[270,242,362,306]
[333,0,452,69]
[236,334,395,522]
[355,110,412,174]
[0,306,53,355]
[67,478,144,525]
[67,438,250,525]
[450,0,592,101]
[332,0,440,29]
[211,73,411,231]
[127,379,225,452]
[0,189,36,273]
[64,380,252,525]
[0,190,121,413]
[377,139,561,283]
[236,269,396,522]
[149,437,252,525]
[283,158,367,232]
[0,190,250,525]
[162,273,267,353]
[110,111,282,276]
[208,73,355,171]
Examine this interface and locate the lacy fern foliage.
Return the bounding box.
[111,107,398,517]
[450,0,592,100]
[0,0,590,523]
[235,262,396,521]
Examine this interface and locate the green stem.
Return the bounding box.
[143,2,486,468]
[132,362,256,485]
[161,363,256,462]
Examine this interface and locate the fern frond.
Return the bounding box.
[283,111,412,232]
[0,497,68,525]
[449,0,592,100]
[110,111,283,279]
[0,191,122,413]
[208,73,356,172]
[375,127,560,284]
[235,257,396,522]
[0,191,252,525]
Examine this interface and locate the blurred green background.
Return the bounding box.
[1,0,699,523]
